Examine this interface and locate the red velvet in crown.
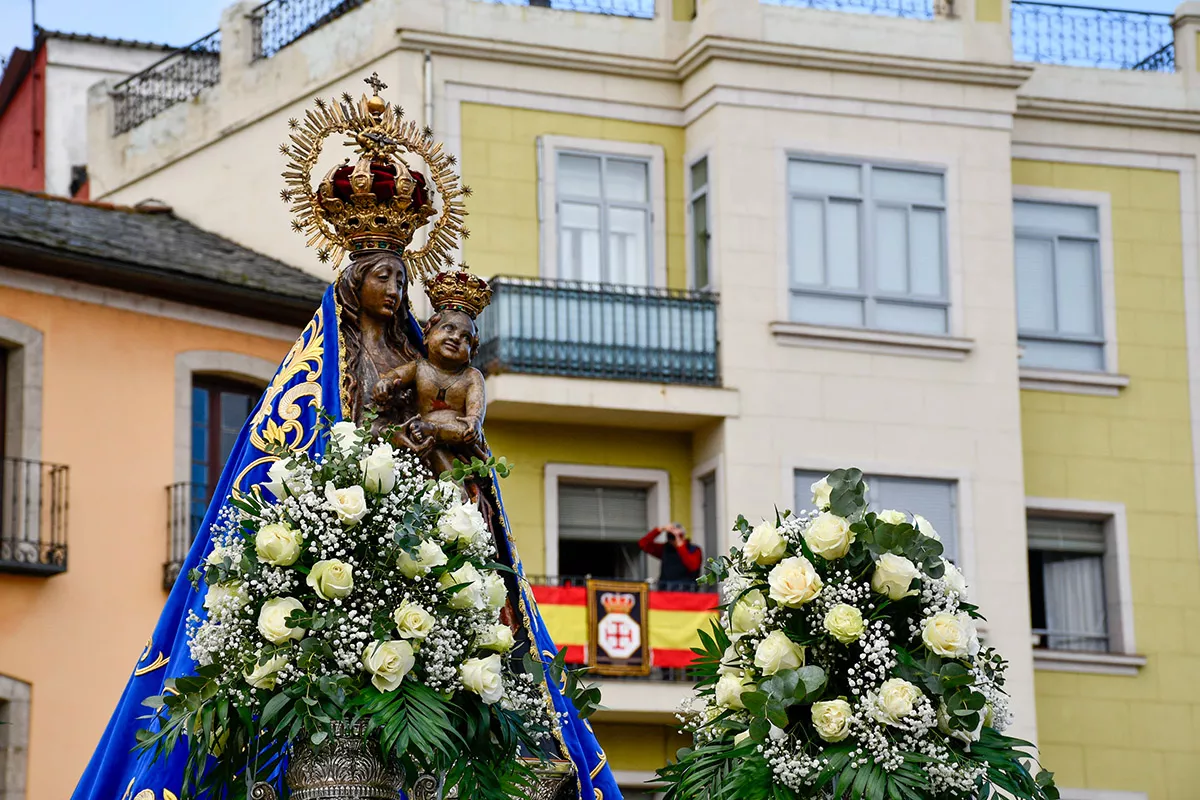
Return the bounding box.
[327,162,431,210]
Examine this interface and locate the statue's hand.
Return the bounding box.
[370,377,395,408]
[458,416,481,444]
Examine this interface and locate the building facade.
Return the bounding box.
[1,0,1197,797]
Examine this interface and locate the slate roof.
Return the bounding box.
[0,188,328,318]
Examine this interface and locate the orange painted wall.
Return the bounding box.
[0,282,297,799]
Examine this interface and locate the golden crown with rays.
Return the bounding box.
[279,73,469,278]
[425,269,493,319]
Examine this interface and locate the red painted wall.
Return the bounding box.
[0,46,46,191]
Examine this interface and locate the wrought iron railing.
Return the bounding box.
[476,277,720,386]
[761,0,933,20]
[473,0,657,18]
[252,0,370,60]
[0,458,69,576]
[111,29,222,135]
[1011,1,1175,71]
[165,482,207,590]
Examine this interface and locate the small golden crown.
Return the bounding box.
[425,270,493,319]
[280,73,470,279]
[600,592,636,615]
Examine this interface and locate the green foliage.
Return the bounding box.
[441,455,514,482]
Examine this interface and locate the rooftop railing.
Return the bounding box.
[476,276,720,386]
[0,458,69,577]
[111,29,221,135]
[761,0,933,20]
[474,0,657,18]
[252,0,370,60]
[1011,0,1175,71]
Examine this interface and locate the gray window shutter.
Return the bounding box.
[558,484,649,542]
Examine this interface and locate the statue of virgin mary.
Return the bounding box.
[72,78,623,800]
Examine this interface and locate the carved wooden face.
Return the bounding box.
[425,310,476,368]
[358,258,404,322]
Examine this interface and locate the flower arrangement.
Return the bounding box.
[137,419,560,799]
[659,469,1059,800]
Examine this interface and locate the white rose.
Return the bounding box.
[262,459,303,501]
[481,572,508,611]
[913,514,940,541]
[729,590,767,639]
[812,699,853,742]
[244,653,288,690]
[715,673,753,710]
[258,597,306,644]
[937,701,984,745]
[811,476,833,511]
[439,563,485,610]
[330,421,359,455]
[942,562,968,598]
[438,501,488,547]
[461,654,504,704]
[875,678,922,725]
[362,640,415,692]
[478,623,516,653]
[204,581,248,616]
[206,544,235,568]
[922,612,979,659]
[877,509,907,526]
[733,730,751,746]
[397,539,448,579]
[767,556,823,608]
[823,604,866,644]
[743,521,787,566]
[871,553,920,600]
[360,443,398,494]
[325,482,368,526]
[803,513,855,560]
[307,559,354,600]
[753,630,805,676]
[255,523,303,567]
[718,644,744,676]
[392,603,436,641]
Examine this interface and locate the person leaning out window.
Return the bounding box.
[638,523,703,590]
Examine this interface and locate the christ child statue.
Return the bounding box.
[371,270,492,476]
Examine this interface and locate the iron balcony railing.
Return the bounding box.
[1011,0,1175,71]
[111,29,222,135]
[165,482,207,590]
[474,0,657,18]
[252,0,370,60]
[761,0,932,20]
[0,458,69,577]
[476,277,720,386]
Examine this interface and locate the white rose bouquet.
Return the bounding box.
[660,468,1059,800]
[136,417,557,799]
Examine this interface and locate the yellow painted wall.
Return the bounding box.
[591,721,690,774]
[484,420,694,576]
[460,102,688,290]
[0,283,294,799]
[1014,160,1200,799]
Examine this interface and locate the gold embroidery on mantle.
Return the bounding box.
[134,638,169,677]
[589,752,607,780]
[121,777,135,800]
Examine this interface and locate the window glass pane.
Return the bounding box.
[875,302,947,335]
[790,198,825,287]
[910,208,943,297]
[560,202,601,282]
[870,476,958,563]
[606,158,648,203]
[827,200,860,290]
[875,206,908,294]
[873,168,944,205]
[1056,239,1100,337]
[789,160,860,196]
[790,294,863,327]
[192,387,209,424]
[1019,339,1105,371]
[608,206,649,286]
[558,153,601,198]
[1014,200,1098,236]
[691,157,708,191]
[1015,236,1056,333]
[691,193,710,289]
[1039,551,1107,651]
[219,392,252,462]
[701,472,718,563]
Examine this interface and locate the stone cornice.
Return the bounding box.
[1017,95,1200,133]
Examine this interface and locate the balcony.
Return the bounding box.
[0,458,69,577]
[475,0,657,17]
[1011,1,1174,71]
[762,0,933,20]
[165,482,205,590]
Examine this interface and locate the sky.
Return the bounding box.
[0,0,1187,66]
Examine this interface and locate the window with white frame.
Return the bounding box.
[1028,516,1110,653]
[557,482,651,580]
[1014,200,1105,372]
[689,157,711,290]
[794,471,959,563]
[557,152,652,286]
[788,159,948,335]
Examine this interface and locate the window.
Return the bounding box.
[191,377,259,517]
[699,471,718,564]
[0,350,6,459]
[689,157,711,290]
[794,471,959,563]
[0,674,29,799]
[1014,200,1104,372]
[788,159,948,335]
[557,482,650,580]
[557,152,652,286]
[1028,516,1109,652]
